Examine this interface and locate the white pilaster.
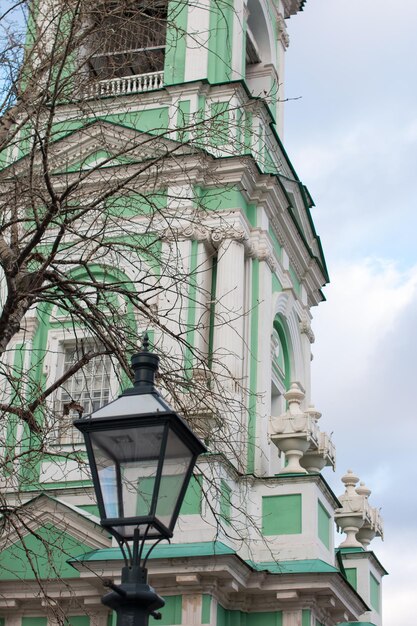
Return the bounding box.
[184,0,211,81]
[157,238,192,367]
[192,242,213,358]
[182,593,202,624]
[212,238,245,383]
[283,609,302,626]
[254,257,273,475]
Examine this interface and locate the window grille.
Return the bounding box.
[55,344,112,444]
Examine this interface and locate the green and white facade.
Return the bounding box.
[0,0,386,625]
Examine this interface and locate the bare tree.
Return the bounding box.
[0,1,297,622]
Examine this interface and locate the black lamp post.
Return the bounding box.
[74,335,206,626]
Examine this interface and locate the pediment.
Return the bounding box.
[1,120,188,178]
[49,120,187,175]
[0,494,110,581]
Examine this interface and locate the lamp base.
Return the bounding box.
[102,566,165,626]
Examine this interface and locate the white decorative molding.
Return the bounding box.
[299,312,315,344]
[277,13,290,48]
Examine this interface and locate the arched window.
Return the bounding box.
[245,0,272,68]
[271,317,291,416]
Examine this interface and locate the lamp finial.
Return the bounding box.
[142,332,150,352]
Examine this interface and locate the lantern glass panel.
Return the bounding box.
[90,423,166,520]
[155,428,194,529]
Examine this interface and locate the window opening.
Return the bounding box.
[89,0,168,80]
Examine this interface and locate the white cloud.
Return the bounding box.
[312,258,417,380]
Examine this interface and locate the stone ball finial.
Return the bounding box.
[284,382,305,405]
[356,481,372,499]
[307,405,322,421]
[341,470,360,495]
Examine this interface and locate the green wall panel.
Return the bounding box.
[247,612,282,626]
[220,480,232,525]
[180,475,202,515]
[317,500,330,549]
[164,0,188,84]
[217,605,282,626]
[210,102,230,147]
[22,619,47,626]
[262,494,302,535]
[302,609,311,626]
[370,573,380,613]
[79,504,100,516]
[345,567,357,589]
[151,595,182,625]
[202,594,212,624]
[65,618,90,626]
[207,0,234,83]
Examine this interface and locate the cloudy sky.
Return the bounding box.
[284,1,417,623]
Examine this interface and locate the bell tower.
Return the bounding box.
[0,1,387,625]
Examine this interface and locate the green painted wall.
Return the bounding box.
[317,500,330,549]
[262,494,302,535]
[210,101,230,147]
[202,595,212,624]
[217,605,283,626]
[302,609,311,626]
[345,567,357,590]
[151,595,182,625]
[220,480,232,525]
[164,0,188,84]
[22,619,47,626]
[0,524,93,580]
[198,186,248,213]
[207,0,234,83]
[181,475,203,514]
[79,504,100,516]
[65,618,90,626]
[176,99,191,142]
[370,573,380,613]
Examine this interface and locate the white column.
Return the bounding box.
[212,238,245,385]
[254,257,272,476]
[192,241,213,360]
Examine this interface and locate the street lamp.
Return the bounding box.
[74,335,206,626]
